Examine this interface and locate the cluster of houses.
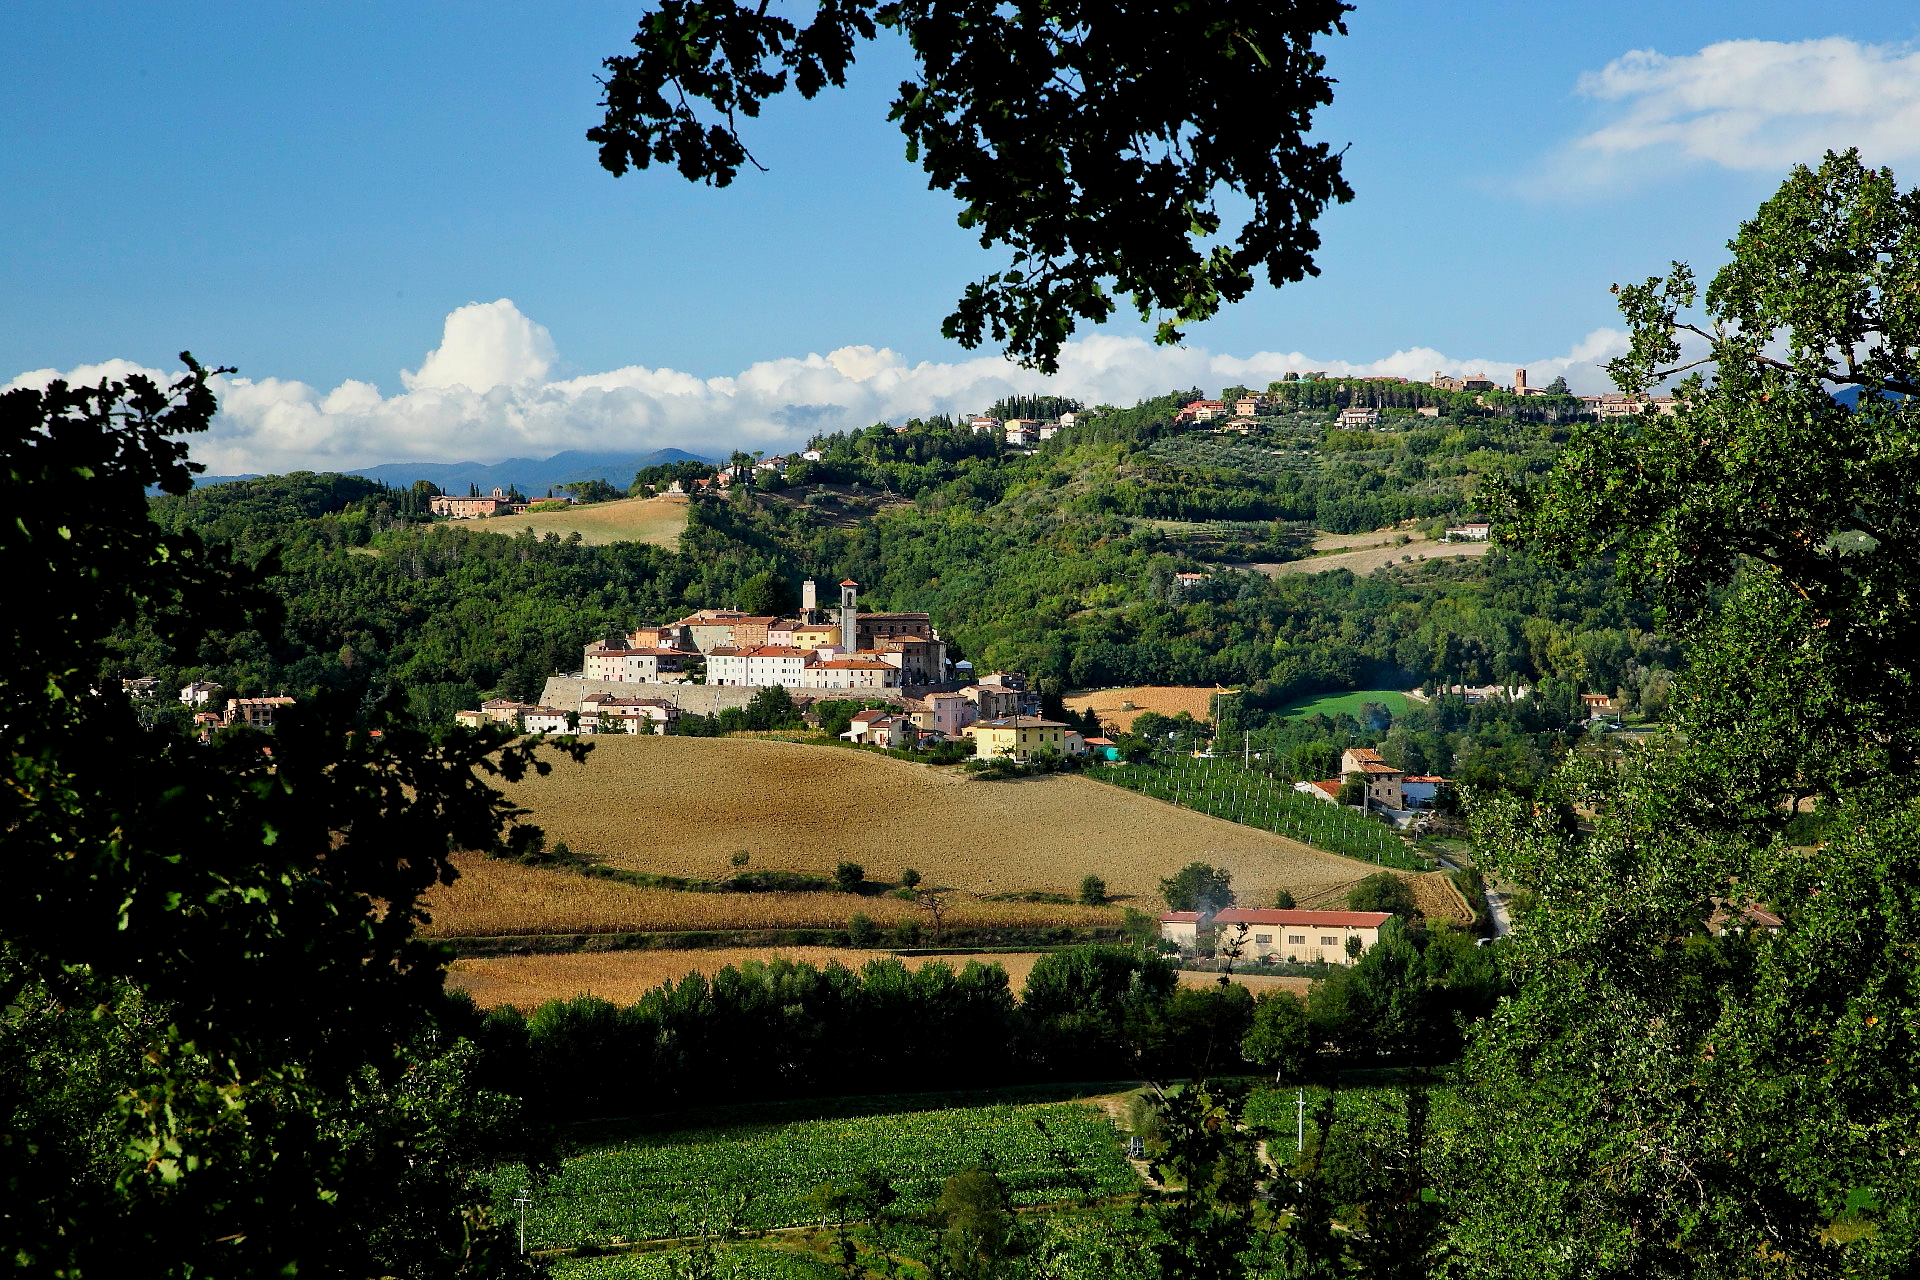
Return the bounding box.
[962,412,1082,447]
[1158,906,1394,965]
[580,579,947,692]
[460,671,1108,760]
[170,681,297,737]
[1295,746,1450,827]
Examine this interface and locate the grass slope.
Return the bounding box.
[477,495,690,546]
[1271,689,1410,720]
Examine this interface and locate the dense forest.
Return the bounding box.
[119,383,1668,793]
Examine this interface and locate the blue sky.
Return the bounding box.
[6,1,1920,472]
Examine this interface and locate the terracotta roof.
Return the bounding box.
[1307,779,1341,799]
[840,578,858,586]
[1355,762,1403,775]
[1346,748,1384,764]
[1214,909,1393,929]
[973,717,1069,729]
[1403,775,1447,783]
[1159,911,1204,923]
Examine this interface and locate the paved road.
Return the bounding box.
[1434,853,1511,938]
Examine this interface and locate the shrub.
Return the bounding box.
[848,913,880,947]
[1078,874,1107,906]
[834,861,867,893]
[901,868,923,889]
[1272,888,1297,910]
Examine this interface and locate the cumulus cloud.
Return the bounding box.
[5,300,1628,477]
[1541,37,1920,192]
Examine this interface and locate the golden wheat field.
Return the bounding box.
[445,947,1315,1009]
[488,734,1384,901]
[419,854,1121,938]
[1061,685,1240,733]
[476,494,690,547]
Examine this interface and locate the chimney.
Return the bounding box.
[840,579,858,654]
[802,578,817,618]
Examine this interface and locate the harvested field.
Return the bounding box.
[1241,540,1491,579]
[467,736,1384,928]
[446,947,1313,1009]
[1309,528,1428,552]
[477,495,689,547]
[1062,685,1240,733]
[421,855,1118,939]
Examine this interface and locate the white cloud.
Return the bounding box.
[401,298,557,391]
[5,301,1628,476]
[1536,37,1920,193]
[1544,37,1920,190]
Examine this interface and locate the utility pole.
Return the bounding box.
[514,1187,531,1255]
[1296,1089,1306,1154]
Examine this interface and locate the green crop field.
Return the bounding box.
[493,1101,1136,1252]
[554,1249,841,1280]
[1270,689,1409,722]
[1096,758,1421,870]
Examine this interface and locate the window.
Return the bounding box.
[1320,936,1338,946]
[1254,933,1272,944]
[1287,934,1306,945]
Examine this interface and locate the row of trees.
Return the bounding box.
[465,936,1502,1125]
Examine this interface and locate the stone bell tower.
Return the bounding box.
[839,579,858,653]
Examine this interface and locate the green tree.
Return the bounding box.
[1458,150,1920,1277]
[1160,861,1236,914]
[0,360,559,1276]
[1346,871,1418,917]
[1240,990,1311,1080]
[1079,873,1108,906]
[736,569,797,617]
[834,860,867,893]
[1271,888,1297,910]
[936,1166,1018,1279]
[591,0,1354,371]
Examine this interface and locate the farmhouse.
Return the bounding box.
[224,696,296,730]
[1340,747,1404,810]
[520,707,572,734]
[179,680,223,706]
[1164,908,1394,965]
[1445,522,1492,541]
[582,642,695,683]
[843,709,918,749]
[579,695,680,732]
[969,717,1075,760]
[1336,406,1381,429]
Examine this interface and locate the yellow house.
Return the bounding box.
[969,716,1073,760]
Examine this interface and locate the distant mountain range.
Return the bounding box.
[192,448,715,494]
